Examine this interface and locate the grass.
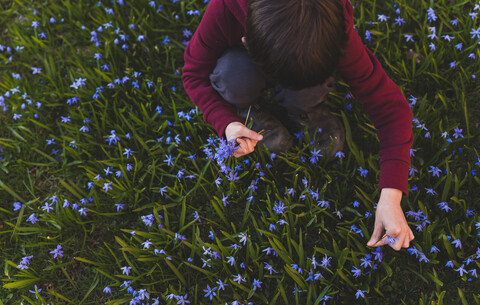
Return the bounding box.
[0,0,479,304]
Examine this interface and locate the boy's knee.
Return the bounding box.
[210,47,265,108]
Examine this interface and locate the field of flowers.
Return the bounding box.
[0,0,479,304]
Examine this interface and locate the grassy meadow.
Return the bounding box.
[0,0,479,304]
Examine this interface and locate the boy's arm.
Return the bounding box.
[182,0,244,138]
[338,1,414,250]
[337,0,413,194]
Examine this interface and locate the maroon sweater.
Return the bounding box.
[182,0,413,194]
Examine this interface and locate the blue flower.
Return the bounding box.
[453,127,464,139]
[225,256,235,266]
[239,232,248,245]
[355,289,367,299]
[456,264,467,276]
[273,201,287,214]
[451,239,462,249]
[357,167,368,177]
[142,239,153,249]
[142,214,155,227]
[428,166,441,177]
[471,28,480,39]
[13,202,23,211]
[310,148,322,164]
[441,34,454,42]
[214,279,227,291]
[50,244,64,258]
[121,266,132,275]
[425,188,437,196]
[437,201,451,212]
[163,154,175,166]
[377,14,389,22]
[404,34,414,42]
[203,285,217,300]
[29,285,42,299]
[386,235,398,246]
[264,262,278,274]
[41,201,54,213]
[320,254,332,268]
[394,16,405,26]
[252,278,262,291]
[426,8,437,22]
[102,182,113,192]
[232,274,246,284]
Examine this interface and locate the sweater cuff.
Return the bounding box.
[378,159,410,195]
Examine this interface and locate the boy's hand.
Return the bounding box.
[225,121,263,158]
[367,188,414,251]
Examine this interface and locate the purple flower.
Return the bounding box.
[232,274,246,284]
[252,278,262,291]
[456,264,467,276]
[471,28,480,39]
[387,235,398,246]
[377,14,389,22]
[394,16,406,26]
[357,167,368,177]
[428,166,441,177]
[427,8,437,22]
[453,127,464,139]
[121,266,132,275]
[404,34,414,42]
[50,244,64,258]
[351,266,361,278]
[29,285,42,299]
[26,213,38,224]
[355,289,367,299]
[203,285,217,300]
[451,239,462,249]
[273,201,287,214]
[437,201,451,212]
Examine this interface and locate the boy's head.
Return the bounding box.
[245,0,348,90]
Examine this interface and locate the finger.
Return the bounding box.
[367,223,384,247]
[242,128,263,141]
[392,234,405,251]
[402,233,411,248]
[373,235,388,247]
[240,137,253,154]
[385,232,404,251]
[237,138,254,157]
[233,138,248,158]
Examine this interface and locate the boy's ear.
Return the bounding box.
[241,36,248,49]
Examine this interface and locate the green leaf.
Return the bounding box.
[3,278,38,289]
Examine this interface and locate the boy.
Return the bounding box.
[182,0,414,251]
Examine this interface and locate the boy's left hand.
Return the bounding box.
[367,188,414,251]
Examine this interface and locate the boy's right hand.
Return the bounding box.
[225,121,263,158]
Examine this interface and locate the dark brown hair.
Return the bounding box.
[245,0,348,90]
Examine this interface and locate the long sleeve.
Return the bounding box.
[182,0,244,138]
[338,0,413,194]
